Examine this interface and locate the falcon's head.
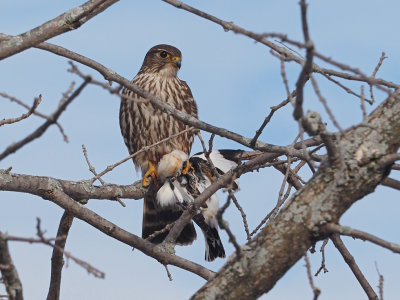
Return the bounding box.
[139,44,182,77]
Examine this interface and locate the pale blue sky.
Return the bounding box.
[1,1,400,299]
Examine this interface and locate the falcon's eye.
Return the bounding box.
[159,51,169,58]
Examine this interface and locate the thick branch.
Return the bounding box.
[0,170,145,201]
[0,173,213,280]
[191,89,400,299]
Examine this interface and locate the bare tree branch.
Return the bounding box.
[0,232,23,300]
[369,52,387,103]
[0,95,41,127]
[46,212,74,300]
[331,234,378,300]
[162,0,399,92]
[0,169,146,202]
[293,0,314,121]
[381,177,400,190]
[217,195,242,256]
[314,238,329,276]
[0,80,89,161]
[0,0,118,60]
[375,262,384,300]
[250,92,293,147]
[321,223,400,254]
[0,92,68,142]
[304,253,321,300]
[0,172,214,280]
[191,88,400,300]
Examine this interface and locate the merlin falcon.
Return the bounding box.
[119,44,198,245]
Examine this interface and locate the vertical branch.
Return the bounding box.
[46,211,74,300]
[0,232,23,300]
[293,0,314,121]
[304,253,321,300]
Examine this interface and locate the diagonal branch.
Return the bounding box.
[0,34,324,159]
[330,234,378,300]
[0,0,118,60]
[0,80,89,161]
[190,86,400,300]
[162,0,399,91]
[0,171,214,280]
[0,92,68,141]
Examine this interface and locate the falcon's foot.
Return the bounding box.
[182,161,194,175]
[143,161,158,188]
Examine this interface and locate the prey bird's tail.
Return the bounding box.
[142,192,197,245]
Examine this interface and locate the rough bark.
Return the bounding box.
[0,233,23,300]
[191,90,400,299]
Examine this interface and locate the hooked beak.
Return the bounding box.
[171,56,181,69]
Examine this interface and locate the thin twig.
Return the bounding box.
[34,218,105,279]
[369,52,387,104]
[82,145,126,207]
[0,95,41,126]
[230,191,251,241]
[0,92,68,141]
[92,127,196,182]
[361,85,367,120]
[310,75,343,132]
[315,238,329,276]
[163,264,173,281]
[82,145,106,185]
[250,91,294,147]
[304,253,321,300]
[0,80,89,161]
[320,73,373,105]
[375,262,384,300]
[146,222,176,242]
[217,195,241,256]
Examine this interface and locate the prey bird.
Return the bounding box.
[156,149,243,261]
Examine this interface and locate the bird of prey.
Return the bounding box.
[119,44,198,245]
[156,149,243,261]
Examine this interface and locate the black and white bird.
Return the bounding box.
[156,149,243,261]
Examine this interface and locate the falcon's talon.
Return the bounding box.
[143,161,158,188]
[182,161,194,175]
